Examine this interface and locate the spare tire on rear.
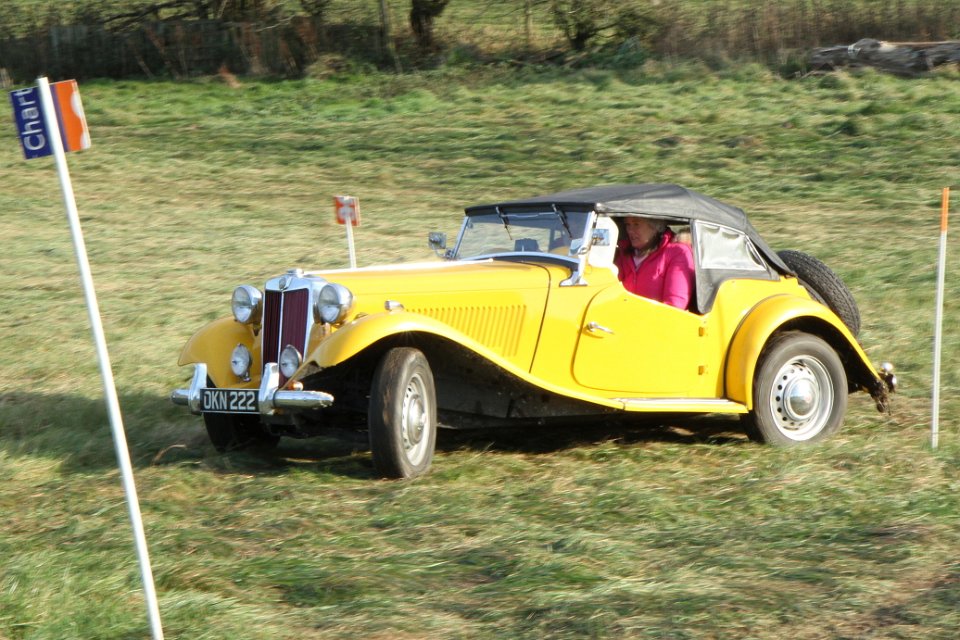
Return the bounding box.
[777,249,861,337]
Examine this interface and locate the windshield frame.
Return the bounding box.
[451,208,592,263]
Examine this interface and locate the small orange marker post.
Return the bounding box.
[931,187,950,449]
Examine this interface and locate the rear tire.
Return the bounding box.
[368,348,437,479]
[778,249,861,337]
[742,331,847,445]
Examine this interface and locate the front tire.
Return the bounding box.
[202,379,279,453]
[368,348,437,479]
[742,331,847,445]
[203,412,279,453]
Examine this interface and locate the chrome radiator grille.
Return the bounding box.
[262,288,310,384]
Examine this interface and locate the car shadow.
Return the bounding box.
[435,414,749,455]
[0,390,749,479]
[222,414,751,479]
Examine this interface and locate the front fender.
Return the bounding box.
[305,311,624,410]
[177,317,258,389]
[725,295,875,407]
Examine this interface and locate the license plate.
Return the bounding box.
[200,388,258,414]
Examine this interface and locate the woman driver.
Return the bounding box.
[614,217,695,310]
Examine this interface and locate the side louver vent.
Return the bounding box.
[409,305,526,357]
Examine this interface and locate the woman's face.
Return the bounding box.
[624,218,659,250]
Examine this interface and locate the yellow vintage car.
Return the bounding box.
[172,184,896,478]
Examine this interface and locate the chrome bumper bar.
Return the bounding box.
[170,362,334,416]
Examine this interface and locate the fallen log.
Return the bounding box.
[810,39,960,76]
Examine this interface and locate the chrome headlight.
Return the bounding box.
[230,344,252,381]
[231,285,263,324]
[316,283,353,324]
[279,344,302,378]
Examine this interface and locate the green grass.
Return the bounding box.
[2,63,960,638]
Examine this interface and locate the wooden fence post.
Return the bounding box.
[378,0,402,72]
[525,0,533,50]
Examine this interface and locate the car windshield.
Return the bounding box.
[454,211,591,260]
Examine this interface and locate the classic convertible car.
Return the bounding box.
[171,184,895,478]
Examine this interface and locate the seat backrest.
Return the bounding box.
[514,238,540,252]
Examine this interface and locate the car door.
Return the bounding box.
[572,286,706,396]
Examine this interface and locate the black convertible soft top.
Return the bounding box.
[466,183,792,276]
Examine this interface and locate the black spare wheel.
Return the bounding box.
[777,250,861,337]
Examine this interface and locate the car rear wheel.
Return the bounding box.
[777,249,861,337]
[202,379,279,453]
[742,331,847,445]
[368,347,437,479]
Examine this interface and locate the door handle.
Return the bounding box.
[585,321,615,335]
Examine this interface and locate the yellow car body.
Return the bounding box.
[172,184,895,478]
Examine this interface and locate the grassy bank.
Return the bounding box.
[1,64,959,638]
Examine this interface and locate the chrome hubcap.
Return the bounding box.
[401,372,430,465]
[769,356,833,441]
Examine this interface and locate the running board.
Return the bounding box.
[616,398,748,414]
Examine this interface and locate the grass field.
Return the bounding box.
[1,62,960,638]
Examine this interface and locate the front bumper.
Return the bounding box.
[170,362,334,416]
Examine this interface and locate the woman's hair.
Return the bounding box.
[649,219,668,233]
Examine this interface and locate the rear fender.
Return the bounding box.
[725,295,879,407]
[177,317,258,389]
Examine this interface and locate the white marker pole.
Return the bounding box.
[345,213,357,269]
[931,187,950,450]
[36,77,164,640]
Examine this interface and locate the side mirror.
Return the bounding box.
[428,232,446,250]
[591,227,611,246]
[428,232,451,258]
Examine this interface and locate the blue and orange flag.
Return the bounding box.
[10,79,90,159]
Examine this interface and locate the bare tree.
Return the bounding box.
[410,0,449,50]
[299,0,331,19]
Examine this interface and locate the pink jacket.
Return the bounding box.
[614,230,695,310]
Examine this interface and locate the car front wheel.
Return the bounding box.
[202,379,279,453]
[743,331,847,445]
[368,347,437,479]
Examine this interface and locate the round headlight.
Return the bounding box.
[232,285,263,325]
[316,283,353,325]
[230,344,252,380]
[279,344,302,379]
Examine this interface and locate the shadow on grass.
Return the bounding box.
[438,414,748,454]
[0,391,749,479]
